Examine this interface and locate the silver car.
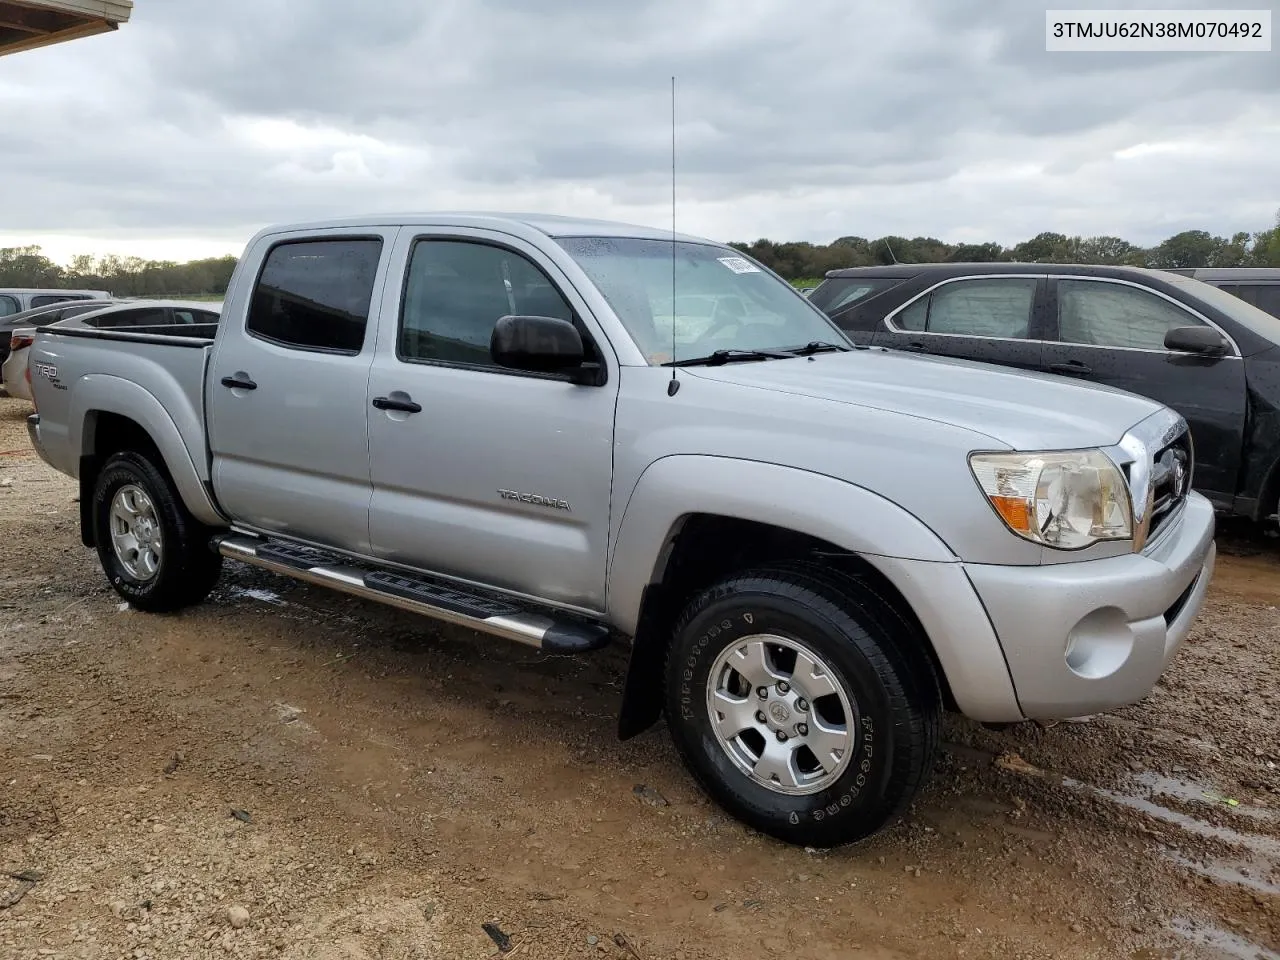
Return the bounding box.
[3,300,219,401]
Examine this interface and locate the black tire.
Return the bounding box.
[664,564,940,847]
[92,450,222,613]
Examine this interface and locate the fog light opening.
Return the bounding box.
[1064,607,1134,680]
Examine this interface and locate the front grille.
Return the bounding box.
[1147,429,1192,543]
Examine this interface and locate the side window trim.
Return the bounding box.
[394,234,607,383]
[883,274,1047,341]
[245,234,385,356]
[1048,276,1241,357]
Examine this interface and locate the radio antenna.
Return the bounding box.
[667,75,680,397]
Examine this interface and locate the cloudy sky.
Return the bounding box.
[1,0,1277,263]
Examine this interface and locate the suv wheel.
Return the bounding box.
[664,564,940,846]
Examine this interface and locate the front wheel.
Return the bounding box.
[664,565,940,847]
[92,450,222,612]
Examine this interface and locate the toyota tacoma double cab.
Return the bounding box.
[26,213,1215,847]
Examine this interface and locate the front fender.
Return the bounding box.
[606,455,957,634]
[606,455,1023,725]
[73,375,224,526]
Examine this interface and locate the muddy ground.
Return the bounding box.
[0,395,1277,960]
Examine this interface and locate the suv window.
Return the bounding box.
[0,295,18,317]
[1219,283,1280,319]
[399,239,576,368]
[894,278,1037,338]
[87,307,170,328]
[31,294,84,308]
[808,277,904,314]
[1058,280,1202,350]
[248,238,383,354]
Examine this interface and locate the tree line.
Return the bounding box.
[0,246,237,298]
[3,212,1279,294]
[731,213,1280,282]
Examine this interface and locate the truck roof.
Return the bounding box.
[253,212,717,246]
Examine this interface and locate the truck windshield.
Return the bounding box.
[556,236,849,364]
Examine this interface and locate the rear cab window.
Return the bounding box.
[247,238,383,353]
[87,308,170,329]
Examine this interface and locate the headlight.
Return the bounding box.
[969,449,1133,550]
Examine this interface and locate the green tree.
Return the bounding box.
[1148,230,1223,269]
[1010,232,1072,263]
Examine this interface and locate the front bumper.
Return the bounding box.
[965,491,1216,719]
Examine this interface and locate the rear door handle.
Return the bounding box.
[1048,360,1092,376]
[372,395,422,414]
[220,375,257,390]
[901,341,926,352]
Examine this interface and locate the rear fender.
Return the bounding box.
[73,376,223,526]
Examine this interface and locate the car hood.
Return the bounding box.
[686,347,1164,451]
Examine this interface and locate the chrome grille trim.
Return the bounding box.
[1102,407,1192,551]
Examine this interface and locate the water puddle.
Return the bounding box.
[1167,851,1280,897]
[1166,916,1280,960]
[227,586,288,606]
[1133,771,1278,825]
[1064,777,1280,856]
[1058,774,1280,899]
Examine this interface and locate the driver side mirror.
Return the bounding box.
[490,315,602,384]
[1164,325,1228,356]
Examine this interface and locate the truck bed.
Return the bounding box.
[28,324,218,489]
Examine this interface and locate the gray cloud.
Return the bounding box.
[0,0,1276,261]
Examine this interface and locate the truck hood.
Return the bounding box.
[686,348,1163,451]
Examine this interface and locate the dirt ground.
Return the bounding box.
[1,395,1277,960]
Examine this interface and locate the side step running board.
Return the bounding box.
[215,535,611,654]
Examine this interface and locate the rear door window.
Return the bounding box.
[0,295,18,317]
[892,278,1037,338]
[247,238,383,354]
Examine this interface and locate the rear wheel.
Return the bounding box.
[664,565,940,847]
[92,451,222,612]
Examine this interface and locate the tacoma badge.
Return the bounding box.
[498,488,571,511]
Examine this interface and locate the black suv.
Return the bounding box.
[809,263,1280,524]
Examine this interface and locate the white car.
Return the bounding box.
[3,300,220,402]
[2,327,38,400]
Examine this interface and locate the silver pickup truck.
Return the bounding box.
[26,213,1215,846]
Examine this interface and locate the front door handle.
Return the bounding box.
[1048,360,1092,376]
[220,375,257,390]
[372,395,422,414]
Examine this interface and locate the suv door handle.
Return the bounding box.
[1048,360,1092,376]
[220,375,257,390]
[372,395,422,414]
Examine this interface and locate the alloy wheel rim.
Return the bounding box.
[705,633,857,796]
[109,484,163,581]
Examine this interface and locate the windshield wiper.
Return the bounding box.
[789,341,851,356]
[665,348,796,368]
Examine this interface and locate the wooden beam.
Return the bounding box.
[0,17,114,56]
[0,4,69,34]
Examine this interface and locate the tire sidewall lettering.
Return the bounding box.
[676,600,888,827]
